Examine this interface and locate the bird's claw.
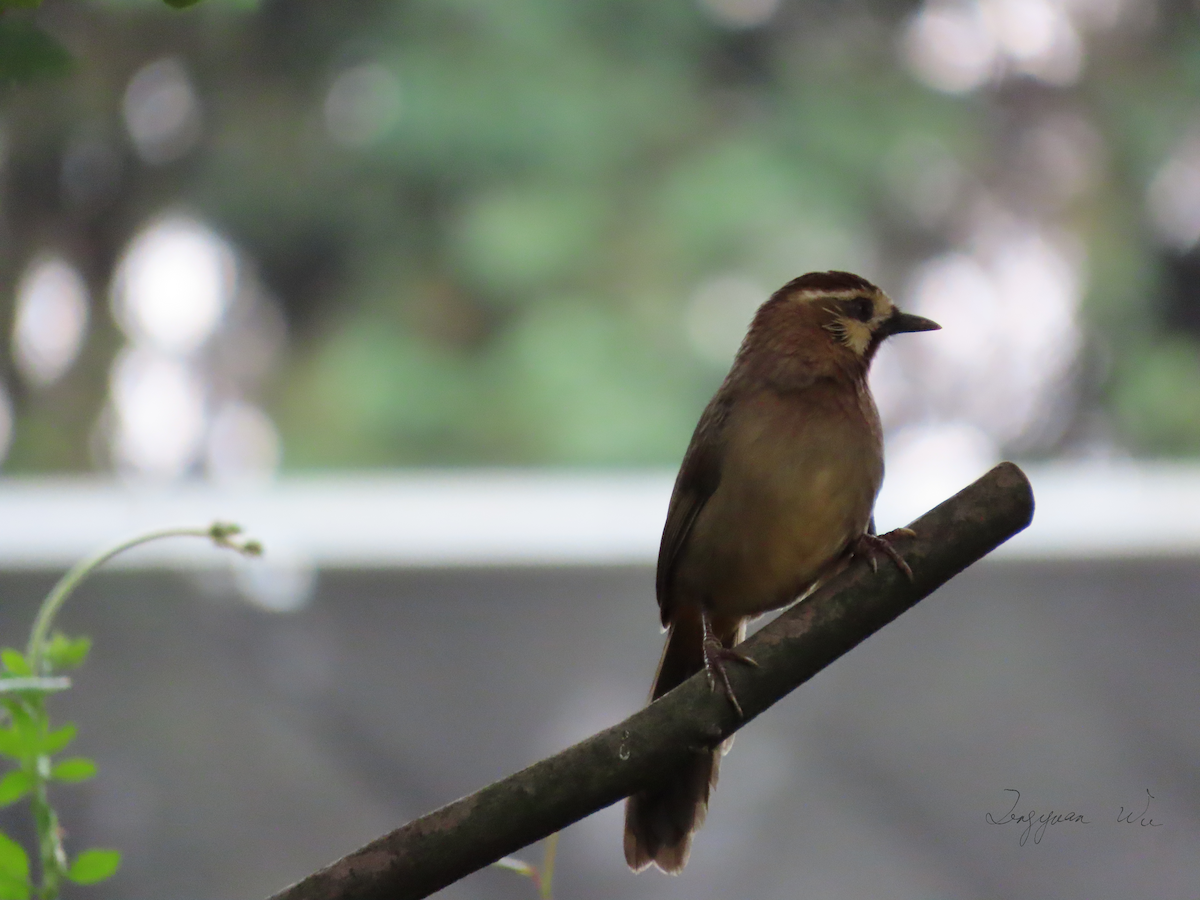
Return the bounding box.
[852,530,915,581]
[702,640,758,718]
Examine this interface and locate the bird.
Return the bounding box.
[623,270,939,874]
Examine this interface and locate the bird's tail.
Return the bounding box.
[623,609,742,874]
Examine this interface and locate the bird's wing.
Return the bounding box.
[655,394,730,626]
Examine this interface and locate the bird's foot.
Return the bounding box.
[852,528,916,581]
[701,639,758,718]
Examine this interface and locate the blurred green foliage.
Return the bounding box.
[0,18,70,84]
[0,635,119,899]
[0,0,194,85]
[2,0,1200,469]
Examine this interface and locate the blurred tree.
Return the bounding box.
[1,0,1199,473]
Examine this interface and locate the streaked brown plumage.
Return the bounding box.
[623,271,939,874]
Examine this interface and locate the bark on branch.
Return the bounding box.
[267,462,1034,900]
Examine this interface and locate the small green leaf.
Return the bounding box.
[0,872,29,900]
[0,652,29,679]
[5,704,36,740]
[0,731,28,762]
[49,757,96,784]
[65,849,120,885]
[39,724,75,755]
[41,634,90,673]
[0,20,71,84]
[0,772,32,806]
[0,834,28,883]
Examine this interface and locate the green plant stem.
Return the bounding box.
[26,525,254,675]
[22,527,211,898]
[29,716,64,900]
[13,522,260,897]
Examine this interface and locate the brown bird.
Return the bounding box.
[623,270,939,874]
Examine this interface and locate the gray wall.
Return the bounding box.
[0,557,1195,899]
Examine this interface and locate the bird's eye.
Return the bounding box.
[844,296,874,322]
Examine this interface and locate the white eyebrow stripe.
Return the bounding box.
[792,288,869,303]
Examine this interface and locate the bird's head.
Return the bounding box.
[743,271,939,378]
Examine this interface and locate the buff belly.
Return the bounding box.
[674,391,883,618]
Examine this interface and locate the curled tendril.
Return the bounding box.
[28,522,265,674]
[208,523,264,557]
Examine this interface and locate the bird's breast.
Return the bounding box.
[676,384,883,618]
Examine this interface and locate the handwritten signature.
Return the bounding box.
[985,788,1162,846]
[985,789,1089,846]
[1117,789,1163,828]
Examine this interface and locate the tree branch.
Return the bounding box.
[267,462,1034,900]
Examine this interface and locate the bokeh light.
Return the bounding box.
[122,57,202,165]
[105,213,282,482]
[323,62,403,148]
[902,0,1086,93]
[108,349,207,479]
[902,1,999,94]
[985,0,1083,84]
[205,401,282,484]
[1147,128,1200,252]
[11,255,90,388]
[0,383,13,468]
[874,224,1083,454]
[110,215,236,355]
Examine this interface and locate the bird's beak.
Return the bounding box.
[882,310,940,336]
